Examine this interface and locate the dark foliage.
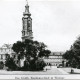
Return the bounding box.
[63,36,80,68]
[0,61,4,69]
[10,39,51,71]
[5,58,17,70]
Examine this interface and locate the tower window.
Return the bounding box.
[23,26,25,29]
[24,31,25,35]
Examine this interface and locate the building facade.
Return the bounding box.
[0,44,14,63]
[44,52,64,66]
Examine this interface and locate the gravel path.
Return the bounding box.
[0,66,69,75]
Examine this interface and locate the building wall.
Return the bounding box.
[0,44,13,63]
[44,52,64,66]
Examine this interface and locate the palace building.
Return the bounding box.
[44,52,64,66]
[0,1,65,67]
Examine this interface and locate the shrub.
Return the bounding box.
[34,59,46,71]
[0,61,4,69]
[5,58,17,71]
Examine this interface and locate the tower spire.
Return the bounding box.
[24,0,31,16]
[26,0,28,5]
[22,0,33,42]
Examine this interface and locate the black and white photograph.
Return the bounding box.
[0,0,80,79]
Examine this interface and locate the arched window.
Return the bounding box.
[24,31,25,35]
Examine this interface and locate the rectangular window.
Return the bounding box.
[1,55,3,59]
[0,55,1,59]
[3,55,5,60]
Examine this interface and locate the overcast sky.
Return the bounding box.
[0,0,80,52]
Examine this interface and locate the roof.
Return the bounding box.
[50,52,64,56]
[0,44,12,49]
[0,44,13,54]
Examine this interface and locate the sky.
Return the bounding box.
[0,0,80,52]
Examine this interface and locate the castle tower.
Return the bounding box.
[22,1,33,42]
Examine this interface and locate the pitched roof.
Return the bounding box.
[0,44,12,49]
